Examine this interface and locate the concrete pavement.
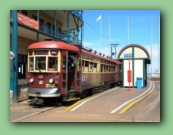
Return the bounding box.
[10,81,155,122]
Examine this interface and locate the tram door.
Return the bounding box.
[61,51,81,95]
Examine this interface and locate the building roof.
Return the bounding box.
[117,44,151,63]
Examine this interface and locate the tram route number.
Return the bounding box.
[45,84,54,88]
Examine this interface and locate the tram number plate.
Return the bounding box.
[45,84,54,88]
[39,80,43,84]
[36,92,41,96]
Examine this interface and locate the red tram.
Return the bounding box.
[27,41,122,105]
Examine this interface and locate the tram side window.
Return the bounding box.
[48,57,58,71]
[108,66,111,72]
[82,60,85,72]
[93,63,97,72]
[89,62,93,72]
[29,57,34,71]
[115,66,117,72]
[113,66,116,73]
[35,57,46,70]
[84,61,89,72]
[100,64,103,72]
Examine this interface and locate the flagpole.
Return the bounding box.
[108,14,110,56]
[128,16,130,45]
[150,17,153,76]
[96,14,102,53]
[158,15,160,76]
[100,14,102,53]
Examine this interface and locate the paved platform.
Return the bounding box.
[10,81,153,122]
[10,100,56,122]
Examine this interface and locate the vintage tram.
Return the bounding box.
[27,41,122,105]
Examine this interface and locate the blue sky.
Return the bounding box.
[82,10,160,74]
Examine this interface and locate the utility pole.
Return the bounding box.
[150,17,153,77]
[158,15,160,76]
[110,43,119,59]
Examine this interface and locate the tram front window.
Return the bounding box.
[35,57,46,70]
[48,57,58,71]
[29,57,34,71]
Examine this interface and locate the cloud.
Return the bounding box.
[83,40,110,56]
[144,44,160,73]
[82,41,94,47]
[144,44,159,58]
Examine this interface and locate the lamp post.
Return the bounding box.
[110,43,119,59]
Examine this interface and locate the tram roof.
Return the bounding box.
[28,41,121,65]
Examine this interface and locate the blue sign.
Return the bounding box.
[124,53,132,58]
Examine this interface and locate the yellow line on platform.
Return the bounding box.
[119,85,155,114]
[65,98,88,111]
[65,87,119,111]
[50,114,131,122]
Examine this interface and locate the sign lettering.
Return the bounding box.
[18,12,39,30]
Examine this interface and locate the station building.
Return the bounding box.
[117,44,151,88]
[10,10,84,102]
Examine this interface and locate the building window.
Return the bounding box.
[21,10,28,16]
[39,18,44,32]
[52,25,55,36]
[32,15,37,20]
[47,22,51,34]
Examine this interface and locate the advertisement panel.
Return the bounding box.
[17,12,39,30]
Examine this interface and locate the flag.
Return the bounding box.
[96,15,101,22]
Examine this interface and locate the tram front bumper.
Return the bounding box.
[27,87,61,98]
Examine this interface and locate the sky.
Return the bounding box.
[82,10,160,74]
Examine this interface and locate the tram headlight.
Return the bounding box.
[30,78,34,83]
[49,78,54,84]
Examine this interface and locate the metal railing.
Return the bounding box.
[39,24,82,45]
[10,10,83,46]
[69,10,82,20]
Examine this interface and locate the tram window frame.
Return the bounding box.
[35,56,46,71]
[34,50,48,55]
[89,62,93,72]
[84,61,89,72]
[82,60,85,72]
[48,57,58,71]
[113,66,116,73]
[104,65,107,72]
[93,63,97,72]
[29,51,33,56]
[62,56,66,70]
[78,59,82,71]
[29,57,34,71]
[100,64,103,72]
